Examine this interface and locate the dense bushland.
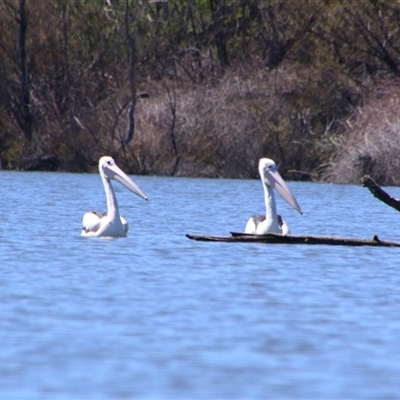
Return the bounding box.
[323,81,400,185]
[1,0,400,183]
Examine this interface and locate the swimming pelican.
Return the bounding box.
[81,156,148,237]
[245,158,302,235]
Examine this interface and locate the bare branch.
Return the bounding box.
[361,174,400,212]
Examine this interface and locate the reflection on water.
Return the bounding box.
[1,171,400,399]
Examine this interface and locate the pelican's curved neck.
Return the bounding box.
[263,181,280,231]
[101,173,120,220]
[263,183,276,219]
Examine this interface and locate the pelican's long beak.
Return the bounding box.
[107,164,148,201]
[264,170,302,214]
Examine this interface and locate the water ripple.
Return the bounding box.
[1,172,400,399]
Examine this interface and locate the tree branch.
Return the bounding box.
[361,175,400,212]
[124,0,136,145]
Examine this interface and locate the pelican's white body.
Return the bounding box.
[81,211,129,238]
[245,158,302,235]
[81,156,147,238]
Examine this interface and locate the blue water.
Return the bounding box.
[1,170,400,399]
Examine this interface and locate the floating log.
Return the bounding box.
[186,232,400,247]
[361,175,400,212]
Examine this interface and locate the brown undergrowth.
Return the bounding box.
[322,81,400,186]
[129,63,351,180]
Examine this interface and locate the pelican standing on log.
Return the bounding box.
[81,156,148,237]
[245,158,302,235]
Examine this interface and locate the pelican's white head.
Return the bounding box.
[99,156,148,201]
[258,158,302,214]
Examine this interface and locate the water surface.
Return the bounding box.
[1,171,400,399]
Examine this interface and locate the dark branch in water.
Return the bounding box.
[361,175,400,212]
[186,232,400,247]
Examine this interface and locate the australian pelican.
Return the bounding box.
[81,156,148,237]
[245,158,302,235]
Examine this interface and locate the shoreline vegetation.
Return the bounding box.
[1,1,400,185]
